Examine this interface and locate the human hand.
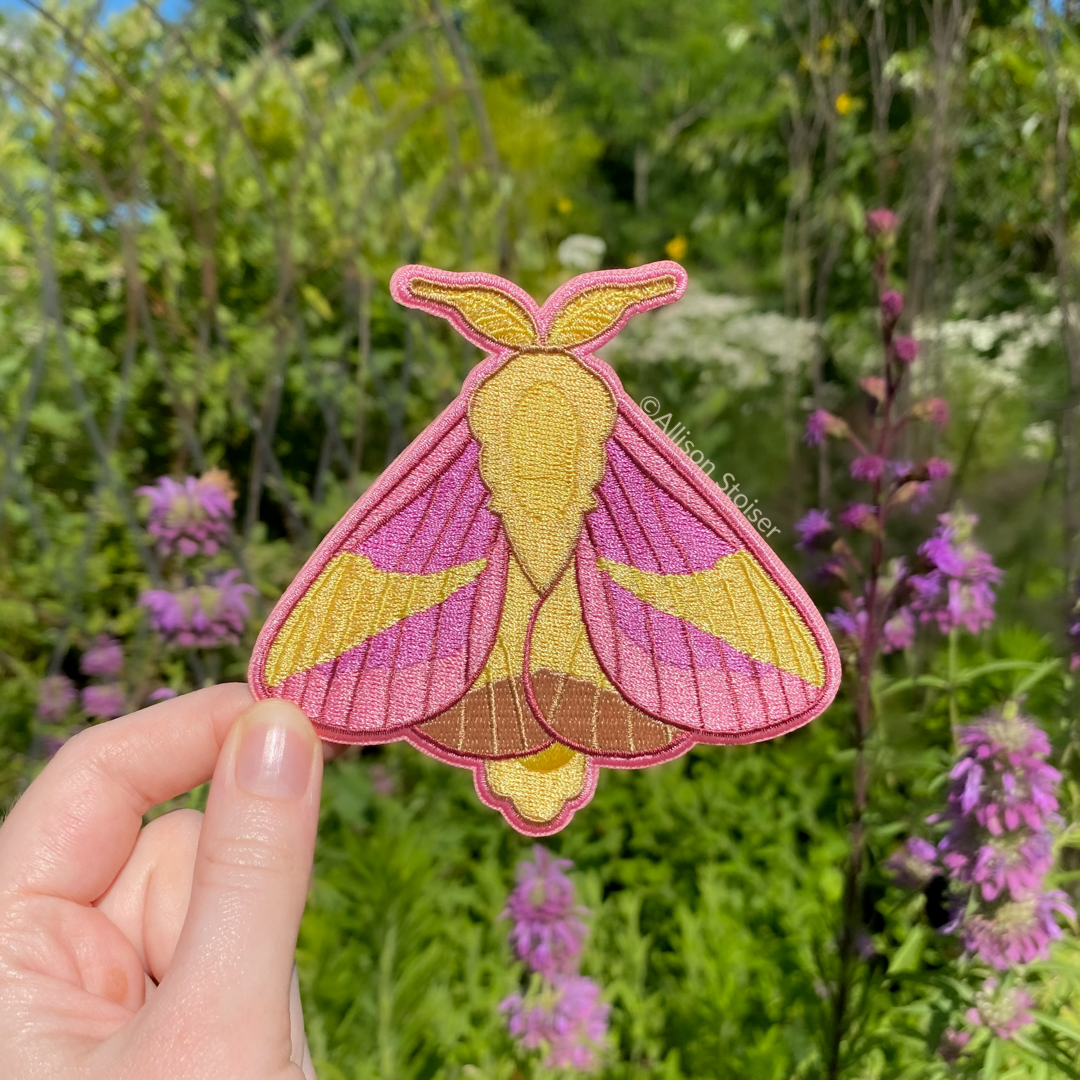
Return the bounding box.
[0,684,324,1080]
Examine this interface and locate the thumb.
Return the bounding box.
[162,697,322,1036]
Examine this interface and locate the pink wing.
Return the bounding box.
[574,408,840,744]
[248,403,508,743]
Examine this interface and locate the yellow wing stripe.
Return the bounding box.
[264,552,487,687]
[409,279,538,347]
[544,277,678,347]
[595,550,825,687]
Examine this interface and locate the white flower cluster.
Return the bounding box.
[911,308,1062,396]
[599,285,817,390]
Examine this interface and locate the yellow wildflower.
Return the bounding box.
[665,235,688,261]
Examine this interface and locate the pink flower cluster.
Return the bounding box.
[500,848,609,1071]
[137,469,236,558]
[140,570,255,648]
[938,708,1073,969]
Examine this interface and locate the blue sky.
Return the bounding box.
[0,0,190,18]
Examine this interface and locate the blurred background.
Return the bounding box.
[2,0,1080,1076]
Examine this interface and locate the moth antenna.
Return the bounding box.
[390,265,540,350]
[538,260,688,350]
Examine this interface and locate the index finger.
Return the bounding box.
[0,683,255,902]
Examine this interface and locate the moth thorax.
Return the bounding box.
[469,349,616,593]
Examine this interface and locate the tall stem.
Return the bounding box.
[827,252,897,1080]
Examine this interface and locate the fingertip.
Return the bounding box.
[231,698,320,801]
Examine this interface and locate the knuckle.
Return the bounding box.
[197,831,296,891]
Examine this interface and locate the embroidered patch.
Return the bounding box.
[249,261,841,835]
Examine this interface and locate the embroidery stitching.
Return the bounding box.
[248,261,842,835]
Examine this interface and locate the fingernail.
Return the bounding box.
[235,703,314,800]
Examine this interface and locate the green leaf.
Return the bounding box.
[887,924,927,974]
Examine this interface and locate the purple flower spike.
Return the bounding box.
[503,847,587,978]
[137,469,237,559]
[937,706,1074,969]
[140,569,256,649]
[880,289,904,322]
[925,457,952,480]
[38,674,76,721]
[851,455,887,482]
[81,684,126,719]
[795,509,832,549]
[966,980,1034,1039]
[80,634,124,678]
[148,687,179,703]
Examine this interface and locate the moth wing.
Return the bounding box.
[249,402,508,742]
[523,555,695,765]
[574,409,840,744]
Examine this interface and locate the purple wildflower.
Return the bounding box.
[501,975,610,1071]
[968,832,1054,903]
[947,711,1060,839]
[925,457,952,480]
[865,208,898,237]
[827,603,867,646]
[911,510,1001,634]
[795,509,832,549]
[148,687,179,703]
[885,836,938,888]
[503,847,587,978]
[881,607,915,653]
[935,707,1075,968]
[81,684,126,720]
[803,408,849,446]
[936,1028,971,1061]
[851,454,887,482]
[140,569,255,648]
[136,469,237,558]
[894,335,919,363]
[80,634,124,678]
[966,979,1035,1039]
[37,674,76,721]
[839,502,877,532]
[959,892,1074,969]
[881,289,904,323]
